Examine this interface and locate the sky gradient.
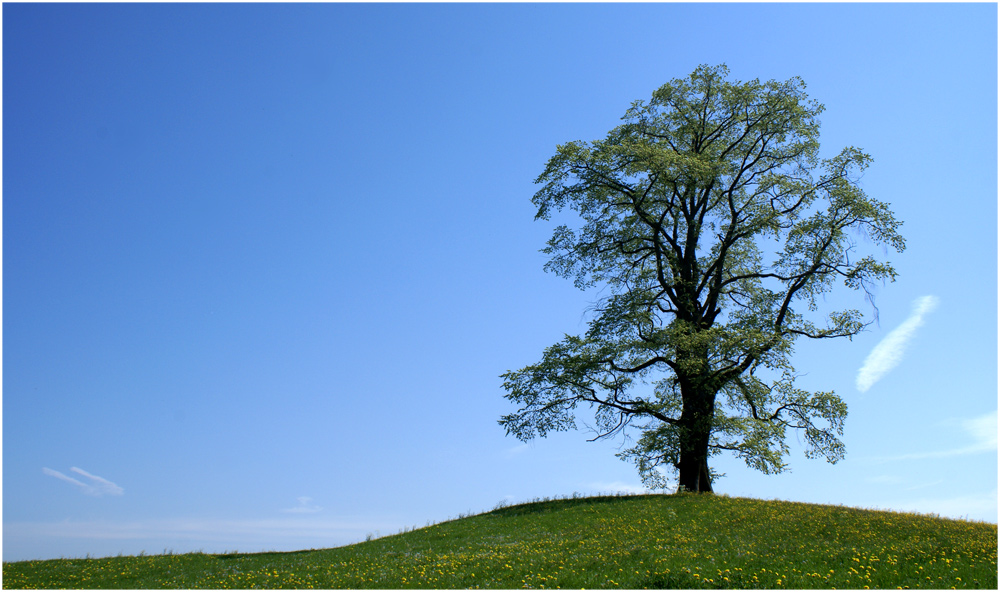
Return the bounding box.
[3,3,997,561]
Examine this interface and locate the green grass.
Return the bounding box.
[3,493,997,589]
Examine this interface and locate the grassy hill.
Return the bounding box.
[3,493,997,589]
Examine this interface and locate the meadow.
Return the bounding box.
[3,493,997,589]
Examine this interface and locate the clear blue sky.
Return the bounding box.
[3,3,996,561]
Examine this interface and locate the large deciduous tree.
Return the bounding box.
[500,65,905,493]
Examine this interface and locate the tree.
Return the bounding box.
[499,65,905,493]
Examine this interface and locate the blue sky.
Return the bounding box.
[3,3,996,561]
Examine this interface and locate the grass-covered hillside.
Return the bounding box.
[3,493,996,589]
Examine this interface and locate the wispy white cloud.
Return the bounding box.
[961,411,998,452]
[42,468,90,490]
[70,467,124,496]
[280,496,323,514]
[869,410,998,462]
[856,295,939,392]
[42,467,123,497]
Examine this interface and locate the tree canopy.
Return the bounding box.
[499,64,905,493]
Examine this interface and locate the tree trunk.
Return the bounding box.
[677,373,716,493]
[677,432,713,493]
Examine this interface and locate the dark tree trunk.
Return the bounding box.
[677,371,716,493]
[677,444,713,493]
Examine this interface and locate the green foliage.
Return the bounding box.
[4,495,995,589]
[500,64,905,489]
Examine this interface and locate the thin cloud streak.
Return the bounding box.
[42,467,124,497]
[856,295,939,392]
[868,410,998,462]
[71,467,124,496]
[42,468,90,490]
[280,496,323,514]
[961,411,998,451]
